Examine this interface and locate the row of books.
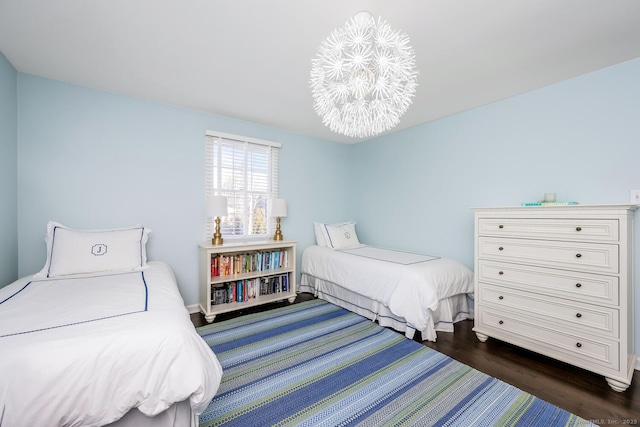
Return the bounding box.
[211,274,290,305]
[210,250,289,277]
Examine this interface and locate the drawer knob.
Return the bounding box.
[576,313,582,318]
[575,253,582,258]
[498,271,504,275]
[498,296,504,300]
[575,283,582,288]
[498,320,504,325]
[576,227,582,232]
[576,342,582,348]
[498,247,504,251]
[498,225,504,229]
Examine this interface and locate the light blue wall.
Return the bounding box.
[11,57,640,356]
[351,58,640,353]
[16,74,351,304]
[0,51,18,288]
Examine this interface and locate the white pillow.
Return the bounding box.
[314,221,354,247]
[314,222,328,246]
[35,221,151,278]
[321,221,362,250]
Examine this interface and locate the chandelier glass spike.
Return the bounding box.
[310,11,418,138]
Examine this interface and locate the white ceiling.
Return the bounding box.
[1,1,640,144]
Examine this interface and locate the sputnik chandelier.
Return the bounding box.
[310,11,418,139]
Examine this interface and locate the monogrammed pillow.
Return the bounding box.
[321,221,363,250]
[35,222,150,278]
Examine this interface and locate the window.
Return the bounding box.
[205,131,280,241]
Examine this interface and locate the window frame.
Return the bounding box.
[205,130,281,242]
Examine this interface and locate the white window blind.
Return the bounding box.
[205,131,281,241]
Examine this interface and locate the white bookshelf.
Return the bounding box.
[198,240,297,322]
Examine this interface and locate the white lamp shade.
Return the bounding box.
[270,198,287,217]
[206,196,228,218]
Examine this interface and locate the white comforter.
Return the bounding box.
[0,261,222,427]
[301,245,474,333]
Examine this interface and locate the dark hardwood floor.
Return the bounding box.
[420,319,639,426]
[191,294,639,426]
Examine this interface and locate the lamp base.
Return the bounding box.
[212,216,224,246]
[273,217,283,241]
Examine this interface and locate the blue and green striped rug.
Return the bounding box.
[197,299,595,427]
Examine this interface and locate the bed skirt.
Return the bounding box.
[299,273,472,341]
[104,400,194,427]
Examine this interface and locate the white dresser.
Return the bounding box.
[472,204,637,391]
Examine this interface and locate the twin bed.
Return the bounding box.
[299,221,475,341]
[0,222,222,427]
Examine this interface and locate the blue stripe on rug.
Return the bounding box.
[197,299,596,427]
[210,308,349,354]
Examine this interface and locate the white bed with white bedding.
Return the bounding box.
[299,222,475,341]
[0,222,222,427]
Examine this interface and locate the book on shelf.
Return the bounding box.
[210,250,289,277]
[212,285,227,305]
[211,273,291,305]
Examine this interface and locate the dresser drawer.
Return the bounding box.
[477,218,619,242]
[476,307,619,370]
[479,284,619,338]
[477,261,619,305]
[478,237,619,274]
